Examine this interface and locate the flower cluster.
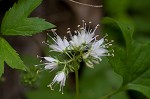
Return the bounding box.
[36,20,114,94]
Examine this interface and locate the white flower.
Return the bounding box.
[44,57,59,71]
[48,29,69,52]
[70,29,94,47]
[48,71,66,94]
[90,38,108,58]
[69,21,99,49]
[86,37,113,59]
[82,34,114,68]
[36,20,114,94]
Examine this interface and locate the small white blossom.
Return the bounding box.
[48,29,69,52]
[69,21,99,49]
[35,56,59,71]
[47,71,66,94]
[44,57,58,71]
[90,38,108,58]
[83,36,113,66]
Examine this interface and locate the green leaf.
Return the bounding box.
[127,42,150,82]
[109,46,129,84]
[128,69,150,98]
[0,38,4,77]
[102,17,134,48]
[0,37,26,77]
[1,0,55,36]
[106,18,150,98]
[2,18,54,36]
[109,42,150,98]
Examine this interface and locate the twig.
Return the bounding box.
[68,0,103,8]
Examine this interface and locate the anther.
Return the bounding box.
[51,29,57,32]
[105,39,108,42]
[74,31,77,34]
[67,28,70,30]
[82,20,85,23]
[112,53,114,57]
[111,40,114,42]
[112,49,114,52]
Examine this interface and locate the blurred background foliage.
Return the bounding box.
[0,0,150,99]
[103,0,150,41]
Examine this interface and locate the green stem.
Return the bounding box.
[75,70,79,99]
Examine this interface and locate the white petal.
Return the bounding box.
[45,64,56,69]
[44,57,57,62]
[63,38,69,47]
[50,45,62,52]
[97,38,104,46]
[56,72,65,82]
[56,36,65,50]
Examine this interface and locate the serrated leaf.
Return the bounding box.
[1,0,55,36]
[3,18,54,36]
[0,37,26,78]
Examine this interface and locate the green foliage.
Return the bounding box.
[0,0,55,78]
[0,37,26,76]
[102,17,150,98]
[1,0,55,36]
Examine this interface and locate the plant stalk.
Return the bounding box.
[75,70,79,99]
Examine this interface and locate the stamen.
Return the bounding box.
[51,29,58,37]
[112,49,114,52]
[99,58,102,61]
[46,40,50,42]
[92,24,100,34]
[82,20,86,30]
[105,39,108,42]
[42,41,51,46]
[74,30,77,34]
[34,63,45,66]
[107,53,110,56]
[88,21,92,32]
[77,25,80,28]
[103,33,108,38]
[84,22,87,31]
[47,33,58,44]
[47,84,54,90]
[112,53,114,57]
[67,28,72,38]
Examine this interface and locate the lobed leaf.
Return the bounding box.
[0,37,26,77]
[104,17,150,98]
[2,18,54,36]
[1,0,55,36]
